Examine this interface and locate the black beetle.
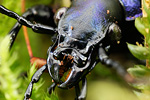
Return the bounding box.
[0,0,142,100]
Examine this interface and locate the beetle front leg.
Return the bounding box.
[24,65,47,100]
[75,77,87,100]
[98,47,134,83]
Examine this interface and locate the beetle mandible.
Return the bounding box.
[0,0,142,100]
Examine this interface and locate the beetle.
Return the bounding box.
[0,0,142,100]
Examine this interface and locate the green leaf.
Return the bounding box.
[132,83,150,90]
[135,17,149,36]
[127,43,150,60]
[128,65,150,78]
[128,65,150,90]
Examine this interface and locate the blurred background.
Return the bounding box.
[0,0,142,100]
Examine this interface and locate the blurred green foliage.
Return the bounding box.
[127,0,150,100]
[0,36,23,100]
[87,81,138,100]
[0,0,147,100]
[0,0,59,100]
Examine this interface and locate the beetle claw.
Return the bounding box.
[58,67,75,88]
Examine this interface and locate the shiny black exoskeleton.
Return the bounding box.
[0,0,142,100]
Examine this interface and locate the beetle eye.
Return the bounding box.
[54,7,67,25]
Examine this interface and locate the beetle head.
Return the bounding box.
[47,6,121,88]
[46,7,100,89]
[47,33,97,88]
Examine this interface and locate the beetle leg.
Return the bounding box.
[78,77,87,100]
[98,47,134,83]
[8,22,22,49]
[3,5,56,50]
[24,65,47,100]
[75,84,80,100]
[48,83,57,94]
[75,77,87,100]
[0,5,57,34]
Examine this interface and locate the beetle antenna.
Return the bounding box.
[0,5,57,33]
[0,5,20,19]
